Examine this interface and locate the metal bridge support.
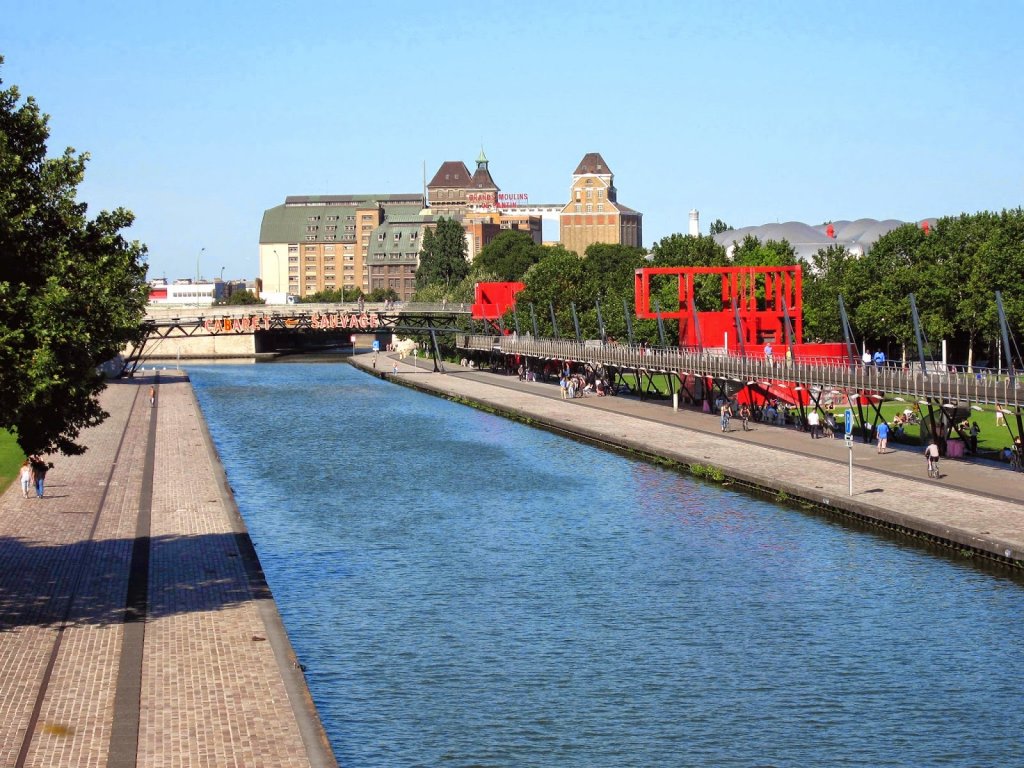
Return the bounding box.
[428,329,445,373]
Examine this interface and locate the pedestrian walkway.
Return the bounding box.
[0,373,335,768]
[366,353,1024,567]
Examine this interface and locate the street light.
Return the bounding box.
[220,266,225,281]
[272,249,282,293]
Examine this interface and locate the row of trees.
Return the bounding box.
[415,210,1024,368]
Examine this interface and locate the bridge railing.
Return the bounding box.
[144,301,472,323]
[460,335,1023,408]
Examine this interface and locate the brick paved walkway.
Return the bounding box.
[0,373,335,768]
[367,354,1024,567]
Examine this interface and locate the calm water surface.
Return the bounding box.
[189,363,1024,767]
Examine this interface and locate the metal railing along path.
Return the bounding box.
[460,335,1023,409]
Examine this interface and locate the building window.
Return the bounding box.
[306,235,316,241]
[288,245,298,253]
[327,215,338,221]
[394,232,401,241]
[307,215,320,222]
[575,204,581,213]
[598,190,604,200]
[586,204,593,213]
[597,204,604,212]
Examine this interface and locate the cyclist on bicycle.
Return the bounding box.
[925,439,940,478]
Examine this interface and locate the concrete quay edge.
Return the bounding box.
[185,376,340,768]
[356,353,1024,571]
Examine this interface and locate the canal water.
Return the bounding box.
[189,362,1024,768]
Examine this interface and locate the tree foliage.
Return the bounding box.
[709,219,732,235]
[221,288,264,305]
[802,211,1024,364]
[415,217,469,291]
[0,62,149,456]
[472,229,542,282]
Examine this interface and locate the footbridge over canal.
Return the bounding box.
[456,334,1024,449]
[125,302,472,372]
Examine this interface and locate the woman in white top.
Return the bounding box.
[19,460,33,499]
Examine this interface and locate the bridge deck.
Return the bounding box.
[457,335,1024,409]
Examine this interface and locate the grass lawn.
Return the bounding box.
[0,430,25,494]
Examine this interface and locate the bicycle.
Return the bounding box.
[927,457,940,479]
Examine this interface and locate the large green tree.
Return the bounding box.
[515,247,585,337]
[802,244,857,343]
[472,229,542,282]
[415,217,469,291]
[0,61,150,456]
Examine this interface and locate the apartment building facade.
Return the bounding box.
[258,193,422,298]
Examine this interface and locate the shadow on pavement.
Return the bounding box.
[0,532,267,630]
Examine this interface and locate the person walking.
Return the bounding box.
[807,409,820,439]
[720,401,733,432]
[29,456,47,498]
[763,342,774,367]
[149,384,156,407]
[925,439,940,478]
[19,460,33,499]
[876,421,890,454]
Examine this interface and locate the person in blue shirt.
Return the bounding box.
[876,421,890,454]
[872,350,886,367]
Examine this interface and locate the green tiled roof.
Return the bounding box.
[365,219,426,264]
[260,195,424,243]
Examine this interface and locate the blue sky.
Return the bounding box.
[3,0,1021,281]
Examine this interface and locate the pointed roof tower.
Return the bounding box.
[572,151,616,202]
[573,152,612,176]
[470,147,499,191]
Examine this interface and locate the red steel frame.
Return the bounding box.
[634,265,804,352]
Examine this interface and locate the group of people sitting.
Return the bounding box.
[558,366,613,399]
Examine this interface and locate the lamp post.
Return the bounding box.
[220,266,225,281]
[272,249,281,294]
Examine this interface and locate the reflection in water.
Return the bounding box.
[191,363,1024,768]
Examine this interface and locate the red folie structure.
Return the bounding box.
[471,281,525,328]
[634,265,846,405]
[634,265,806,353]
